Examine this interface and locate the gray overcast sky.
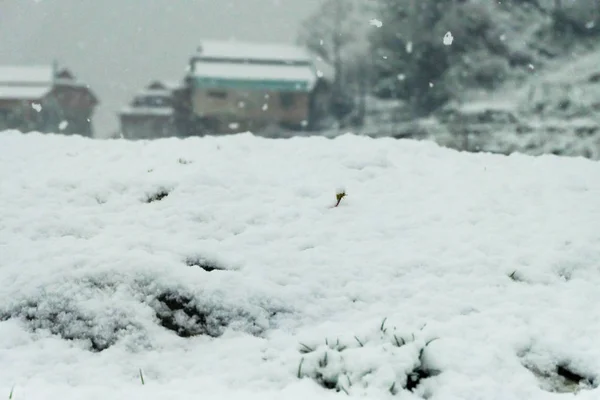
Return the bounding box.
[0,0,323,136]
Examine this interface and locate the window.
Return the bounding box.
[279,93,295,109]
[208,90,227,99]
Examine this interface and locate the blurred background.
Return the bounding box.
[1,0,600,159]
[0,0,322,133]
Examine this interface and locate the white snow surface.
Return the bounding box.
[1,131,600,400]
[0,86,51,100]
[0,65,54,85]
[197,39,312,63]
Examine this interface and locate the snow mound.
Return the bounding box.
[0,268,283,351]
[1,130,600,399]
[297,319,440,397]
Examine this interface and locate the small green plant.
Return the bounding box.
[139,368,145,385]
[334,189,346,207]
[8,385,14,399]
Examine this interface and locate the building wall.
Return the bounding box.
[120,114,175,139]
[0,88,96,136]
[191,87,310,131]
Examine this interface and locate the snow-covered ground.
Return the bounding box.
[1,130,599,400]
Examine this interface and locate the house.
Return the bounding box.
[179,40,335,135]
[0,64,98,136]
[119,80,181,139]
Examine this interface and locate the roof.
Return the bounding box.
[137,89,173,97]
[146,80,182,91]
[0,65,54,85]
[0,86,51,100]
[196,40,312,64]
[191,40,329,91]
[0,64,98,104]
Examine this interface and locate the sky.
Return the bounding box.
[0,0,323,136]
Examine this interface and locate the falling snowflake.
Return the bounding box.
[229,122,240,130]
[397,74,405,81]
[429,82,434,88]
[369,19,383,28]
[406,41,413,54]
[262,103,268,111]
[59,120,69,131]
[31,103,42,112]
[443,32,453,46]
[528,64,535,70]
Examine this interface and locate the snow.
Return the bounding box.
[119,106,173,116]
[1,131,600,400]
[147,80,183,90]
[192,60,317,88]
[193,39,333,85]
[0,65,54,85]
[443,32,453,46]
[136,88,173,97]
[470,48,600,117]
[197,39,312,63]
[453,100,517,115]
[0,86,51,100]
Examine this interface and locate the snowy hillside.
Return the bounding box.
[1,131,599,400]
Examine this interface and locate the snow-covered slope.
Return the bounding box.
[1,131,599,400]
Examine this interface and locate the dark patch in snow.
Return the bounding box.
[145,189,170,203]
[508,270,526,282]
[151,290,273,338]
[153,292,223,337]
[556,364,596,388]
[185,256,225,272]
[521,357,597,393]
[1,277,284,351]
[0,297,136,352]
[407,339,441,393]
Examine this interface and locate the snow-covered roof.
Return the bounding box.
[196,40,312,64]
[0,64,98,104]
[0,65,54,85]
[0,85,51,100]
[137,88,173,97]
[192,60,317,91]
[146,80,182,91]
[190,40,335,89]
